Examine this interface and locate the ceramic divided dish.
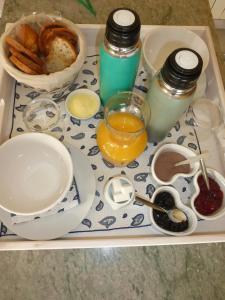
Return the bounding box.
[151,143,200,185]
[149,186,198,236]
[191,168,225,220]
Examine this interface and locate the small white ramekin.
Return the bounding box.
[191,168,225,221]
[151,143,200,185]
[65,88,100,120]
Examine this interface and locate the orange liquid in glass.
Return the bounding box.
[96,112,147,166]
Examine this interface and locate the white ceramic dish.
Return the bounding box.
[149,186,198,236]
[0,145,96,240]
[143,27,209,76]
[151,143,200,185]
[65,88,100,120]
[0,133,73,215]
[104,175,135,210]
[191,168,225,220]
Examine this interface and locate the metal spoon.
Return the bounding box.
[175,152,209,167]
[186,106,210,190]
[135,194,187,223]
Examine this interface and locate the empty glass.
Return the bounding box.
[23,98,63,139]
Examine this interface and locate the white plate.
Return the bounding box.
[0,145,96,240]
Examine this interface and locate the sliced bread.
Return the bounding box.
[9,47,43,74]
[5,36,43,66]
[45,36,77,73]
[16,24,39,53]
[9,55,38,75]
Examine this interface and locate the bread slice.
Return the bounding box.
[16,24,39,53]
[40,27,78,56]
[9,47,43,74]
[45,36,77,73]
[5,36,43,66]
[9,55,38,75]
[39,22,65,54]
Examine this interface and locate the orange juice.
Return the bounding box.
[96,112,147,166]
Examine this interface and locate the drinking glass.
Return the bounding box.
[23,98,64,139]
[96,91,150,166]
[187,97,223,141]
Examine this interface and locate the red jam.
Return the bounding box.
[194,175,223,216]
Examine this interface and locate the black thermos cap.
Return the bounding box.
[105,8,141,48]
[161,48,203,90]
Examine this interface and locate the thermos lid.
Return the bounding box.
[161,48,203,90]
[105,8,141,47]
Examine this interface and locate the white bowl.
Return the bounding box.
[143,27,209,76]
[65,88,100,120]
[149,186,198,236]
[191,168,225,220]
[0,13,87,92]
[0,133,73,215]
[151,143,200,185]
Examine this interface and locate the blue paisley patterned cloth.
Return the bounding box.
[0,51,203,239]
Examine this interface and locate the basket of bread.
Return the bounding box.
[0,14,87,92]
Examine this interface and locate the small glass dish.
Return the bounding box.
[23,98,60,132]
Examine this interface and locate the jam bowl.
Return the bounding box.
[191,168,225,220]
[149,186,198,236]
[151,143,200,185]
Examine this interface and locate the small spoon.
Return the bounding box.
[135,194,187,223]
[186,107,210,190]
[175,152,209,167]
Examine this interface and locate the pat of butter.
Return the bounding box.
[67,92,99,119]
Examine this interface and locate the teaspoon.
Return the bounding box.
[135,194,187,223]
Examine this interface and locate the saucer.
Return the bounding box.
[0,145,96,240]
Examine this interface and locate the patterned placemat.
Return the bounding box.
[0,51,200,238]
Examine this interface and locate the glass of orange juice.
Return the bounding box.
[96,91,150,166]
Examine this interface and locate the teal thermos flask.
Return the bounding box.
[100,8,141,105]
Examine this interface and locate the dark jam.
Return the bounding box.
[194,175,223,216]
[153,192,189,232]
